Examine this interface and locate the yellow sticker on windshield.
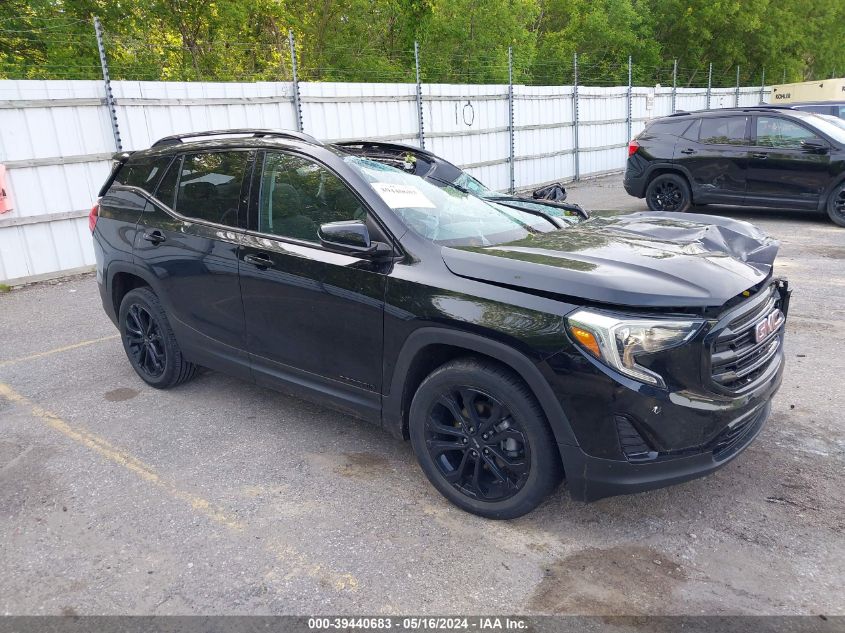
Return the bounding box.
[371,182,436,209]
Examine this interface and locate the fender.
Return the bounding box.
[105,260,165,316]
[383,327,580,448]
[817,171,845,211]
[644,161,695,185]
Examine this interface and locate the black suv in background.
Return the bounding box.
[624,106,845,226]
[93,129,790,518]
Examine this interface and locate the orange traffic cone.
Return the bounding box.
[0,164,13,214]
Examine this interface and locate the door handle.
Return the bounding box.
[142,230,166,244]
[680,148,696,155]
[752,152,768,159]
[243,253,274,269]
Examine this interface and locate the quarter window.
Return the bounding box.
[699,116,748,145]
[170,152,249,226]
[257,152,366,242]
[755,116,822,149]
[115,157,170,192]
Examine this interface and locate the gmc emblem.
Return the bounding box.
[755,308,785,343]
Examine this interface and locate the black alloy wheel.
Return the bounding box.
[118,287,197,389]
[424,387,530,501]
[409,358,562,519]
[645,173,692,212]
[124,303,166,379]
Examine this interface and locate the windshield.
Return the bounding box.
[344,156,558,246]
[805,113,845,143]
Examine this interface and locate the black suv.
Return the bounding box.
[92,129,790,518]
[624,106,845,226]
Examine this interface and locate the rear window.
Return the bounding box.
[699,116,748,145]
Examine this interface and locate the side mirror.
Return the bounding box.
[318,220,392,258]
[801,139,829,154]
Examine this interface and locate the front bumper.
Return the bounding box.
[561,401,771,501]
[546,280,789,502]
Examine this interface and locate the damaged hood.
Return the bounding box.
[441,210,779,308]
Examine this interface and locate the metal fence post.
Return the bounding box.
[671,59,677,113]
[573,52,580,182]
[626,55,632,143]
[706,62,712,109]
[507,47,515,194]
[288,30,304,132]
[760,68,765,104]
[93,16,122,151]
[735,65,740,107]
[414,41,425,150]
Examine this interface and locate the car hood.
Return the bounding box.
[440,210,779,308]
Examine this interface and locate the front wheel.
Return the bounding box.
[826,181,845,227]
[646,173,692,212]
[409,358,562,519]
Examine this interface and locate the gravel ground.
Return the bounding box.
[0,175,843,616]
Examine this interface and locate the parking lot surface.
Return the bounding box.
[1,175,843,615]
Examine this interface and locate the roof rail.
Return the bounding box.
[705,105,796,112]
[151,129,321,148]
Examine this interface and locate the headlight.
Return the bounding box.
[566,309,704,388]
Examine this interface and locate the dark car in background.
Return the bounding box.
[92,129,790,518]
[624,106,845,226]
[789,101,845,119]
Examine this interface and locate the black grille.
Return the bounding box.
[710,286,783,393]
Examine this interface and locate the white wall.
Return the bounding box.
[0,79,771,284]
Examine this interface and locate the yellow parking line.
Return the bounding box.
[0,335,120,368]
[0,382,359,592]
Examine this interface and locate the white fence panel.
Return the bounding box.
[424,84,510,191]
[513,86,575,189]
[301,82,418,144]
[112,81,298,150]
[0,80,113,282]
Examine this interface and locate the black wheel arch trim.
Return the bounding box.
[820,173,845,212]
[383,327,579,448]
[105,260,167,321]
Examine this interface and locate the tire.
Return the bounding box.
[118,287,198,389]
[408,357,562,519]
[645,173,692,212]
[826,181,845,228]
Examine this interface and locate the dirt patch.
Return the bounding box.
[334,452,391,479]
[528,546,687,615]
[104,387,139,402]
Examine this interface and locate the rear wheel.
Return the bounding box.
[826,181,845,227]
[118,287,197,389]
[646,173,692,212]
[408,358,561,519]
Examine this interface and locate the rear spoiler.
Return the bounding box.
[97,151,135,197]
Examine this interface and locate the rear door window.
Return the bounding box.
[698,116,748,145]
[171,152,250,227]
